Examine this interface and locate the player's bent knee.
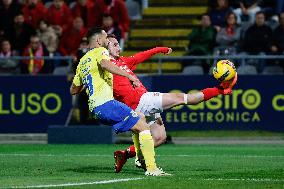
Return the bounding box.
[136,112,146,122]
[131,116,150,133]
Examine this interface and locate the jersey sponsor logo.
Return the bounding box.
[82,57,91,65]
[82,67,90,74]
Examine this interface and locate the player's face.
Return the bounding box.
[108,37,120,58]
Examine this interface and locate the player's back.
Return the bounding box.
[76,47,113,111]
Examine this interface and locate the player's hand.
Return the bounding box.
[128,75,140,88]
[165,48,172,55]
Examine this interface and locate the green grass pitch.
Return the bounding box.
[0,144,283,189]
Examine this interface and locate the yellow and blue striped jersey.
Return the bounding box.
[72,47,113,111]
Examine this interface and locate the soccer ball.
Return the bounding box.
[212,60,236,82]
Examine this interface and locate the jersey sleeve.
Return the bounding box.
[125,47,169,70]
[72,64,82,86]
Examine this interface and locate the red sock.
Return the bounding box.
[201,87,221,101]
[126,145,136,158]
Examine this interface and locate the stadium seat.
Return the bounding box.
[182,65,204,75]
[261,66,284,75]
[237,65,258,75]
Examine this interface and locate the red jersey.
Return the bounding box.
[112,47,169,110]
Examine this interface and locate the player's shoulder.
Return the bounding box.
[90,47,109,56]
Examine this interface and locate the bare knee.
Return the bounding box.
[130,113,149,133]
[137,112,146,122]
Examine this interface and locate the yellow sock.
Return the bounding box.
[132,133,143,159]
[139,130,157,171]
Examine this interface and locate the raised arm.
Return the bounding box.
[127,47,172,68]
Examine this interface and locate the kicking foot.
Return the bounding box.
[145,167,172,176]
[219,73,238,95]
[114,150,128,173]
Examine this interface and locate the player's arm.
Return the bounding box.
[101,59,140,87]
[70,83,84,95]
[70,71,84,95]
[126,47,172,69]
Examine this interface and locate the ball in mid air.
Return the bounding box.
[213,60,236,82]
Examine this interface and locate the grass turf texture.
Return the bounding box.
[0,144,283,189]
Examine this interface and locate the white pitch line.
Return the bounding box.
[0,153,283,158]
[3,178,143,189]
[187,178,284,182]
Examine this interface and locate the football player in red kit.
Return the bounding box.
[107,34,238,173]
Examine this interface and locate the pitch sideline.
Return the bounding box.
[2,178,143,189]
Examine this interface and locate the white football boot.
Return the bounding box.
[145,167,172,176]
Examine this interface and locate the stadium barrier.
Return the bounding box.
[48,125,114,144]
[0,55,283,135]
[0,75,283,133]
[153,55,284,74]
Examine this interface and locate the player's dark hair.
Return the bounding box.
[107,34,117,39]
[86,27,103,42]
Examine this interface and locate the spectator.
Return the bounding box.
[186,14,216,72]
[216,12,241,53]
[102,13,122,42]
[37,19,58,54]
[71,0,97,28]
[21,35,51,74]
[46,0,73,36]
[187,14,216,56]
[233,0,261,24]
[0,39,18,73]
[94,0,130,36]
[58,17,87,58]
[11,13,36,53]
[241,11,272,71]
[22,0,47,29]
[0,0,22,41]
[242,11,272,54]
[209,0,232,30]
[271,12,284,55]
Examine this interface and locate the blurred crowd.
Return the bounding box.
[1,0,283,75]
[186,0,284,73]
[0,0,131,74]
